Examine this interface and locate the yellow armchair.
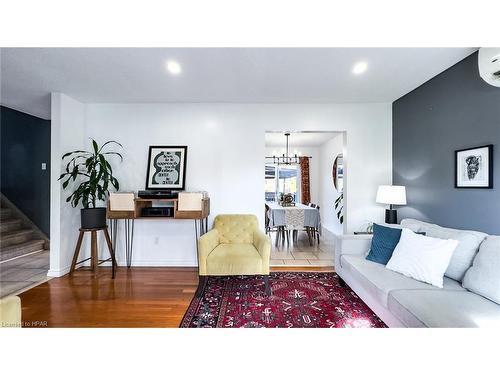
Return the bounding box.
[198,214,271,276]
[1,296,21,328]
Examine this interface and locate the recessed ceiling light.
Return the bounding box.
[166,60,182,75]
[352,61,368,75]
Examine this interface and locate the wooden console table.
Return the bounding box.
[107,197,210,267]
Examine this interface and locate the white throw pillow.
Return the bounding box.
[386,228,459,288]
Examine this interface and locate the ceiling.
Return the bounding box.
[0,48,476,119]
[265,132,340,147]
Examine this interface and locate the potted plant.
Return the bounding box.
[59,139,123,229]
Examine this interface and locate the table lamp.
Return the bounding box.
[376,185,406,224]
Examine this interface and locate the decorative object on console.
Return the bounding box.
[141,206,174,217]
[376,185,406,224]
[386,228,459,288]
[59,139,123,229]
[146,145,187,190]
[178,192,207,211]
[109,192,135,211]
[366,223,402,265]
[138,190,179,199]
[455,144,493,189]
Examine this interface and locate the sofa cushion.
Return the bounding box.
[462,236,500,305]
[388,289,500,328]
[206,243,262,275]
[366,223,402,265]
[400,219,488,281]
[341,254,464,308]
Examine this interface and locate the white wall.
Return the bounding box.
[49,93,86,277]
[51,101,392,271]
[318,134,345,234]
[265,146,320,204]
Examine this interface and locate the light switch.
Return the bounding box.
[41,163,47,170]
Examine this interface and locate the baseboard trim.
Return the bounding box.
[47,260,198,277]
[47,265,72,277]
[116,260,198,267]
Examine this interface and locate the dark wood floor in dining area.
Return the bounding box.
[19,266,333,328]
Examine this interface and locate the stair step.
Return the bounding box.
[0,228,34,247]
[0,239,45,262]
[0,218,23,233]
[0,208,12,219]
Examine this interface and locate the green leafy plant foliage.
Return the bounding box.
[59,139,123,208]
[334,191,344,224]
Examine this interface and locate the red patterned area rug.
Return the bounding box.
[180,272,386,328]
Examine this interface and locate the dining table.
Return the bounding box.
[266,202,321,246]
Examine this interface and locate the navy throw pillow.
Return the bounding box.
[366,223,402,265]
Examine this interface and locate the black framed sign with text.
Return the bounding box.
[146,145,187,190]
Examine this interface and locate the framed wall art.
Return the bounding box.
[455,144,493,189]
[146,146,187,190]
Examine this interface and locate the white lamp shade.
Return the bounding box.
[376,185,407,205]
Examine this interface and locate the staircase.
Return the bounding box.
[0,195,49,262]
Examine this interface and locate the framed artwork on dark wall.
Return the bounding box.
[455,144,493,189]
[146,146,187,190]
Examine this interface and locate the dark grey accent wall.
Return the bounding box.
[0,106,51,236]
[393,52,500,234]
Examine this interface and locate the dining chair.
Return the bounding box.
[303,204,321,245]
[266,203,288,248]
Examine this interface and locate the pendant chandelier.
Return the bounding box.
[265,132,312,165]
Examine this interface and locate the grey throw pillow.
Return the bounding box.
[462,236,500,305]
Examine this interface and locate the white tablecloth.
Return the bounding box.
[266,202,320,230]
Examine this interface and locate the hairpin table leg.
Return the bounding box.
[124,218,134,268]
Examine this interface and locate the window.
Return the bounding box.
[265,164,299,202]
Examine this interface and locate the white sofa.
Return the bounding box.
[335,219,500,328]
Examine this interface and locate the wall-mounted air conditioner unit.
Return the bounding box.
[478,48,500,87]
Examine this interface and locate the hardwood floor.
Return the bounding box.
[19,266,333,328]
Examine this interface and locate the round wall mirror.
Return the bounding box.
[332,154,344,192]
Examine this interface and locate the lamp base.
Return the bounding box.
[385,209,398,224]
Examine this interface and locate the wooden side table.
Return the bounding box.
[69,226,117,278]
